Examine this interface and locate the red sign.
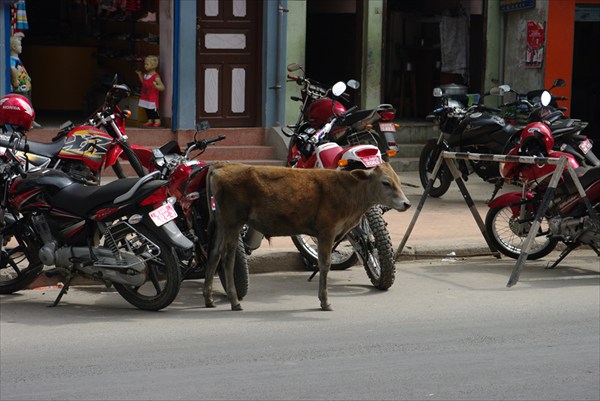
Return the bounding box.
[526,21,545,68]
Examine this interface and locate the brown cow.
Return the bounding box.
[203,162,411,311]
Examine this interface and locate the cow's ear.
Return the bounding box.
[350,169,371,180]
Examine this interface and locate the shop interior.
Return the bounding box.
[18,0,159,127]
[383,0,484,118]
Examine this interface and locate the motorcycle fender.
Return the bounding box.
[488,191,535,214]
[155,220,194,251]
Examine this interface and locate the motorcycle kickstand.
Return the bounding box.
[304,258,319,282]
[545,244,577,270]
[48,269,75,307]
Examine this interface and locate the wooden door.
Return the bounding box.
[196,0,262,127]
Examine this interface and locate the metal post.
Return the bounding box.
[444,153,500,256]
[394,150,445,261]
[506,156,567,287]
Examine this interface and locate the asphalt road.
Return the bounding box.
[1,251,598,401]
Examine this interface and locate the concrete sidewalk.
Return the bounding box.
[248,170,512,273]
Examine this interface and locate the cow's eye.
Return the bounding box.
[382,180,391,188]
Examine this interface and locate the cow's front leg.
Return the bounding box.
[317,236,334,311]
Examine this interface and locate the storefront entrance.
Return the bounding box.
[195,0,262,128]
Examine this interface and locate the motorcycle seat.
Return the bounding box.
[565,166,600,195]
[51,177,163,216]
[22,137,68,158]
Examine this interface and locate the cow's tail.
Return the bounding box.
[206,164,219,242]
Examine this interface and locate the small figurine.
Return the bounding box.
[10,34,41,128]
[9,34,32,100]
[136,55,165,127]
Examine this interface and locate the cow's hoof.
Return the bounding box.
[232,304,243,311]
[205,301,216,308]
[321,304,333,311]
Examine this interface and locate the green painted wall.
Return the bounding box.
[362,0,383,109]
[284,0,307,127]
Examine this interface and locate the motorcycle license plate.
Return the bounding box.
[578,138,593,154]
[149,203,177,227]
[378,122,396,132]
[363,155,382,167]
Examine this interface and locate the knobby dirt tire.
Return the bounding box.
[112,160,127,179]
[113,225,182,311]
[218,236,249,300]
[485,205,558,260]
[120,142,146,178]
[291,235,359,271]
[361,206,395,290]
[418,141,452,198]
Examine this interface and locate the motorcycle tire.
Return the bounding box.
[0,222,44,294]
[112,160,127,179]
[217,236,250,300]
[112,224,182,311]
[120,142,146,178]
[485,205,559,260]
[185,236,249,300]
[359,206,395,290]
[291,235,359,271]
[418,141,452,198]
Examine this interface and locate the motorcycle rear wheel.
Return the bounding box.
[419,141,452,198]
[0,221,44,294]
[292,235,359,271]
[485,205,558,260]
[357,206,395,290]
[112,225,182,311]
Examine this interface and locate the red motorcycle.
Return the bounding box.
[285,63,399,162]
[0,131,193,310]
[147,122,250,297]
[485,120,600,265]
[0,77,149,185]
[285,81,405,290]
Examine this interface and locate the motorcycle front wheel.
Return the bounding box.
[485,205,559,260]
[112,225,182,311]
[418,141,452,198]
[354,206,395,290]
[292,235,359,271]
[119,142,146,178]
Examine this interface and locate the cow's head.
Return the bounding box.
[351,163,411,212]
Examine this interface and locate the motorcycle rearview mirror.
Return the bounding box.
[432,88,443,97]
[196,120,210,133]
[540,90,552,107]
[552,78,566,89]
[286,63,303,73]
[332,81,347,97]
[346,79,360,90]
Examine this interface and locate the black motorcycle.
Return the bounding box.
[419,86,517,198]
[0,132,193,310]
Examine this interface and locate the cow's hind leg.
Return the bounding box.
[317,235,334,311]
[204,224,224,308]
[222,234,243,311]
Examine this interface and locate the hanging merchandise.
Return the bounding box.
[525,20,545,69]
[10,0,29,34]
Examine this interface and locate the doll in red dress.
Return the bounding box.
[136,55,165,127]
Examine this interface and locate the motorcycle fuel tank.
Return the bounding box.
[453,112,516,152]
[9,169,76,211]
[307,98,346,128]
